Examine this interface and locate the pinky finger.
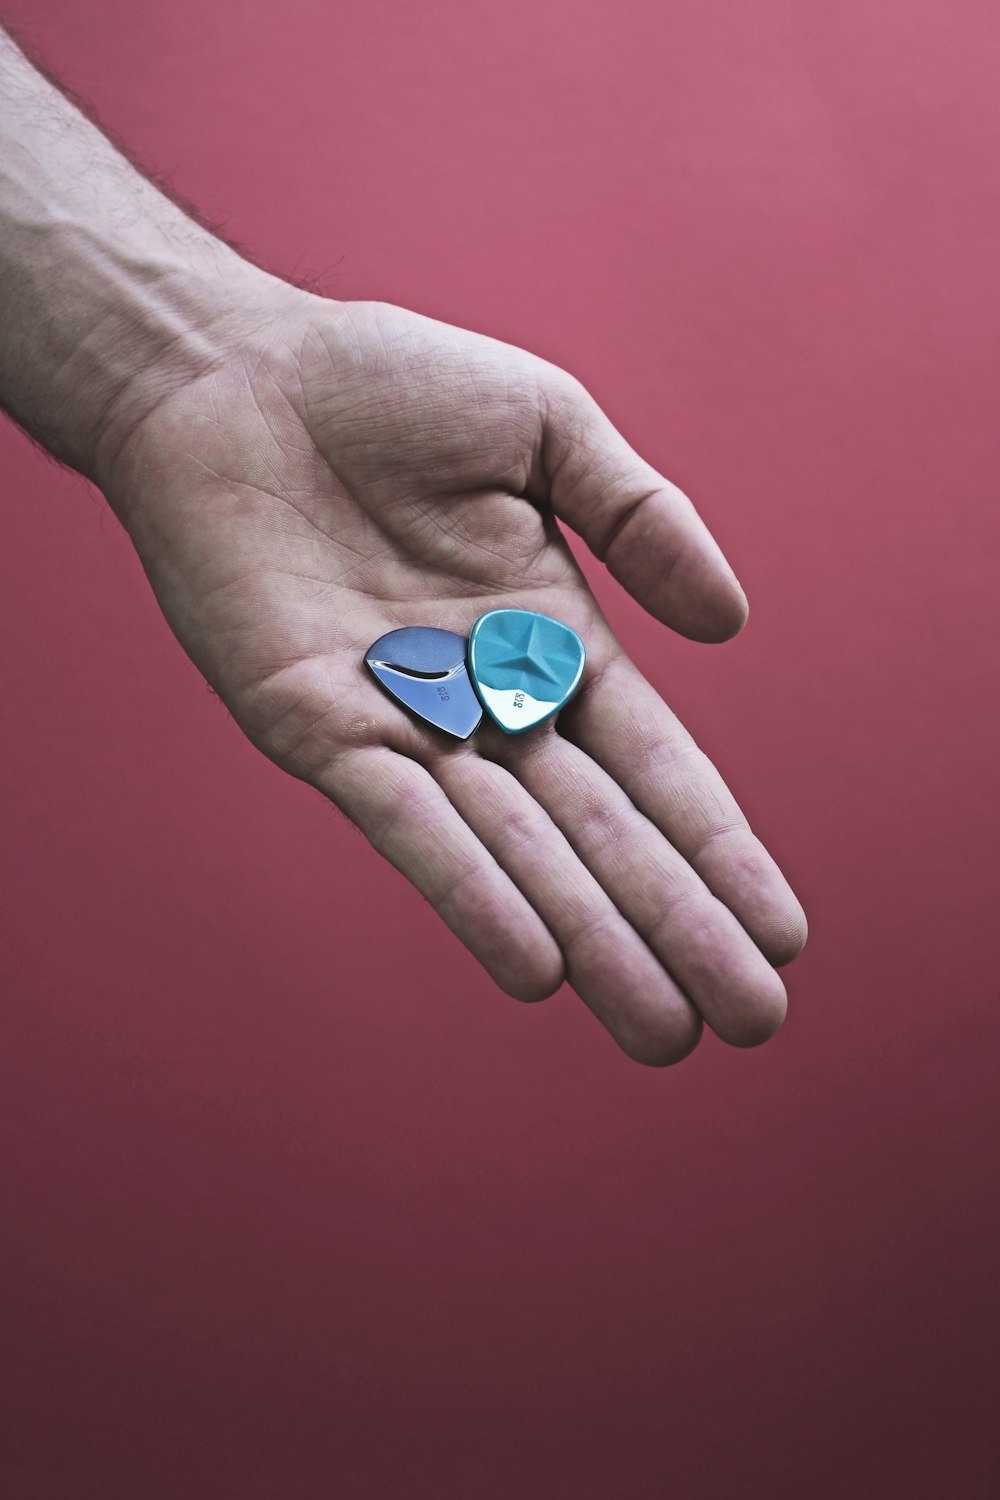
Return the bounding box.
[316,746,565,1002]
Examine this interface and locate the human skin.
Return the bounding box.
[0,29,806,1065]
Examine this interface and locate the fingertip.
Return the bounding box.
[618,1006,704,1067]
[603,489,749,643]
[731,876,808,969]
[666,532,749,642]
[500,948,566,1004]
[674,572,749,644]
[764,905,809,969]
[713,969,788,1049]
[728,577,751,637]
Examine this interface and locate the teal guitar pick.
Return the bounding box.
[468,609,586,734]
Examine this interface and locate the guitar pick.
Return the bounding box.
[365,626,483,740]
[468,609,586,734]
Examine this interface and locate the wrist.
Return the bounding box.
[2,212,284,484]
[0,29,312,488]
[85,251,306,492]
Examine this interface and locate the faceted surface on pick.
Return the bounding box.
[364,626,483,740]
[468,609,586,734]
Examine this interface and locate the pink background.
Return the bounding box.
[2,2,998,1495]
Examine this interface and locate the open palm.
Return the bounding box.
[105,292,806,1064]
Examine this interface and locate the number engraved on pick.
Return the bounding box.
[513,691,525,709]
[436,684,450,701]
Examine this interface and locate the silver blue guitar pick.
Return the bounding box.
[468,609,586,734]
[365,626,483,740]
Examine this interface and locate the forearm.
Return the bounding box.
[0,28,279,483]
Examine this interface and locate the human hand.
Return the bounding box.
[99,289,806,1064]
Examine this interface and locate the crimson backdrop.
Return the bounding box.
[2,2,998,1496]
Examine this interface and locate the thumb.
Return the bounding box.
[539,373,749,643]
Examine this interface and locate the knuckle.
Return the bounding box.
[645,885,712,952]
[575,797,632,862]
[431,858,495,926]
[693,821,754,863]
[632,735,710,797]
[562,905,620,953]
[490,800,551,864]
